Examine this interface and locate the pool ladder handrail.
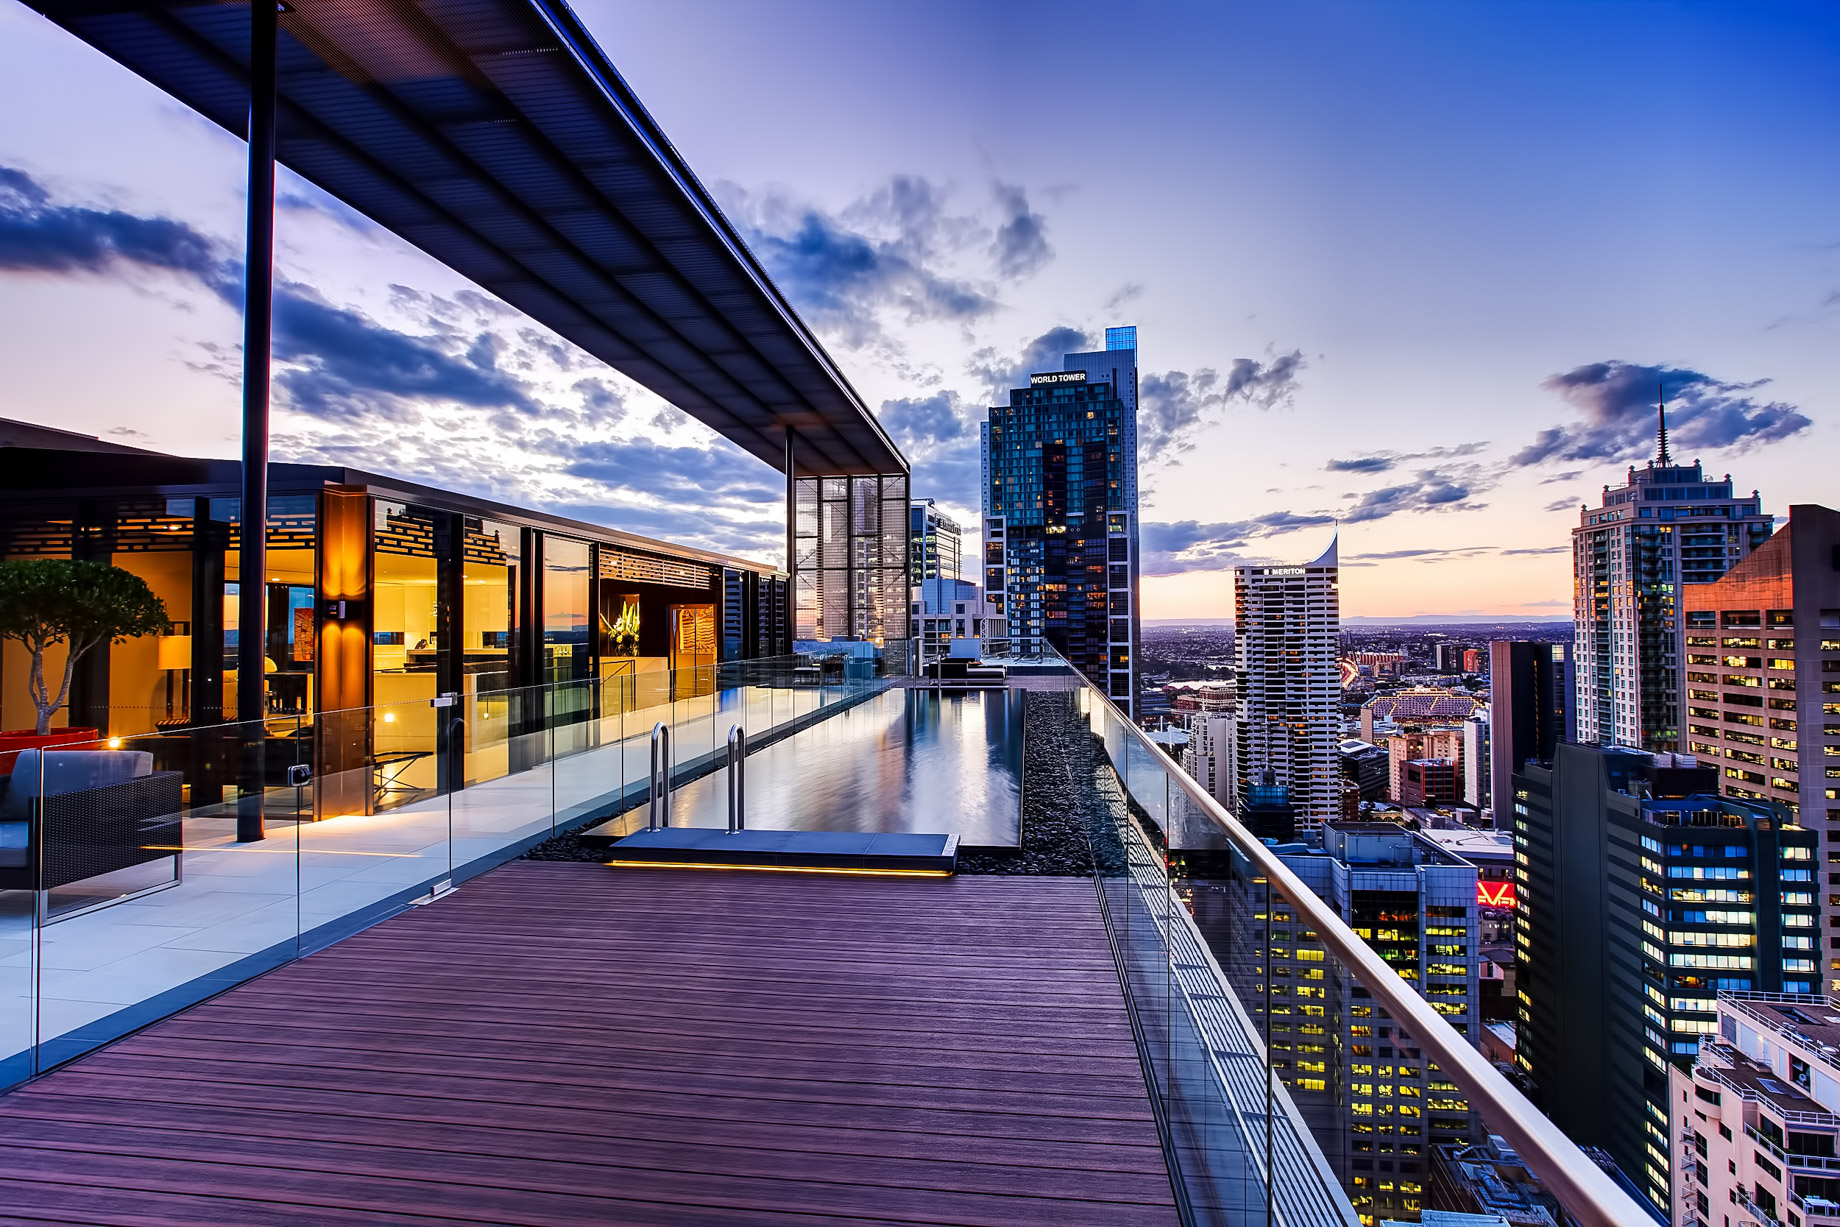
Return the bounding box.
[727,724,746,832]
[648,722,671,830]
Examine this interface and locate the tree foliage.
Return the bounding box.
[0,559,171,734]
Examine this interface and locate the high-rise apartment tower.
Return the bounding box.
[1678,503,1840,989]
[1210,822,1482,1224]
[1487,640,1574,823]
[1231,538,1340,830]
[1571,407,1773,752]
[1511,742,1816,1213]
[981,326,1139,712]
[907,498,961,586]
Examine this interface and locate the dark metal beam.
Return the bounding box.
[235,0,275,842]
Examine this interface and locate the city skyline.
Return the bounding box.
[0,1,1835,620]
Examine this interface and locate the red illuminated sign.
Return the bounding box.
[1477,880,1517,910]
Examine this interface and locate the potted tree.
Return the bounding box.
[0,559,170,765]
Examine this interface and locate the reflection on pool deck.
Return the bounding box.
[620,688,1026,847]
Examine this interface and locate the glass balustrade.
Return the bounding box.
[0,653,887,1083]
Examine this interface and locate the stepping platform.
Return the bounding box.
[597,827,960,875]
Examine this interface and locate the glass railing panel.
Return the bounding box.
[1,653,900,1090]
[19,718,304,1074]
[1055,659,1652,1227]
[296,698,450,947]
[1078,687,1271,1225]
[448,686,560,866]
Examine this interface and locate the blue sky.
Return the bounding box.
[1,0,1835,617]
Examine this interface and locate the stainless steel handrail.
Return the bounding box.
[648,721,671,830]
[1072,670,1652,1227]
[727,724,746,832]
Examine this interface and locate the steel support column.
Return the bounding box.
[236,0,277,842]
[784,426,796,647]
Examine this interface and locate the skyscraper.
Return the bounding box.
[907,498,961,585]
[1678,503,1840,988]
[1487,640,1573,823]
[1213,821,1482,1224]
[981,327,1139,711]
[1511,742,1817,1212]
[1231,538,1340,830]
[1571,406,1773,752]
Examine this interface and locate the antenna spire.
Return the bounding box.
[1656,379,1671,465]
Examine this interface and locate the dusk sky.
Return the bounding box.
[1,0,1835,619]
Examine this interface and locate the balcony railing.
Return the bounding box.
[0,654,888,1086]
[1058,652,1651,1227]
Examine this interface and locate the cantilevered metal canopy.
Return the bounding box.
[31,0,906,477]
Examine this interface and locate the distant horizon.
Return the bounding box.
[1144,614,1574,628]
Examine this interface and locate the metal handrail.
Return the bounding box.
[648,721,671,830]
[1069,665,1652,1227]
[727,724,746,832]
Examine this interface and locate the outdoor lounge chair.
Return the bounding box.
[0,749,184,913]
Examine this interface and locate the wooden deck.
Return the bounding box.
[0,862,1177,1225]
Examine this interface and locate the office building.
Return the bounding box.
[1387,729,1467,804]
[1677,504,1840,991]
[980,327,1139,711]
[1462,717,1489,811]
[1186,710,1237,807]
[1510,742,1817,1212]
[1231,539,1341,831]
[1215,821,1482,1224]
[1400,758,1460,807]
[907,498,961,585]
[1487,642,1574,825]
[1342,738,1393,801]
[908,577,996,665]
[1463,649,1485,675]
[1572,412,1774,753]
[1435,643,1466,674]
[1426,1138,1560,1225]
[1673,992,1840,1227]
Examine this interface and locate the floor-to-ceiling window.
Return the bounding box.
[371,502,440,805]
[542,536,590,684]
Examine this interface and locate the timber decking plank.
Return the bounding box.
[0,864,1176,1224]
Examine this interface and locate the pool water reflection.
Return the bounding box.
[630,688,1026,847]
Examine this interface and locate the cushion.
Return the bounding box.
[0,749,153,821]
[0,818,24,868]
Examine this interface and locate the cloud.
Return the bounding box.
[1342,466,1488,523]
[1327,455,1398,474]
[0,164,239,304]
[1341,546,1491,567]
[562,436,780,505]
[1138,349,1310,461]
[1501,545,1570,555]
[989,181,1051,279]
[1538,469,1582,484]
[1541,497,1579,512]
[1325,442,1486,475]
[881,391,965,451]
[1513,360,1812,466]
[1104,283,1144,312]
[720,174,1061,353]
[1140,511,1335,574]
[1220,349,1306,409]
[967,325,1097,400]
[881,391,982,517]
[270,283,539,421]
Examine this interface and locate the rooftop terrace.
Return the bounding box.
[0,864,1174,1224]
[0,656,1650,1225]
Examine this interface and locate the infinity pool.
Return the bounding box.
[618,687,1026,847]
